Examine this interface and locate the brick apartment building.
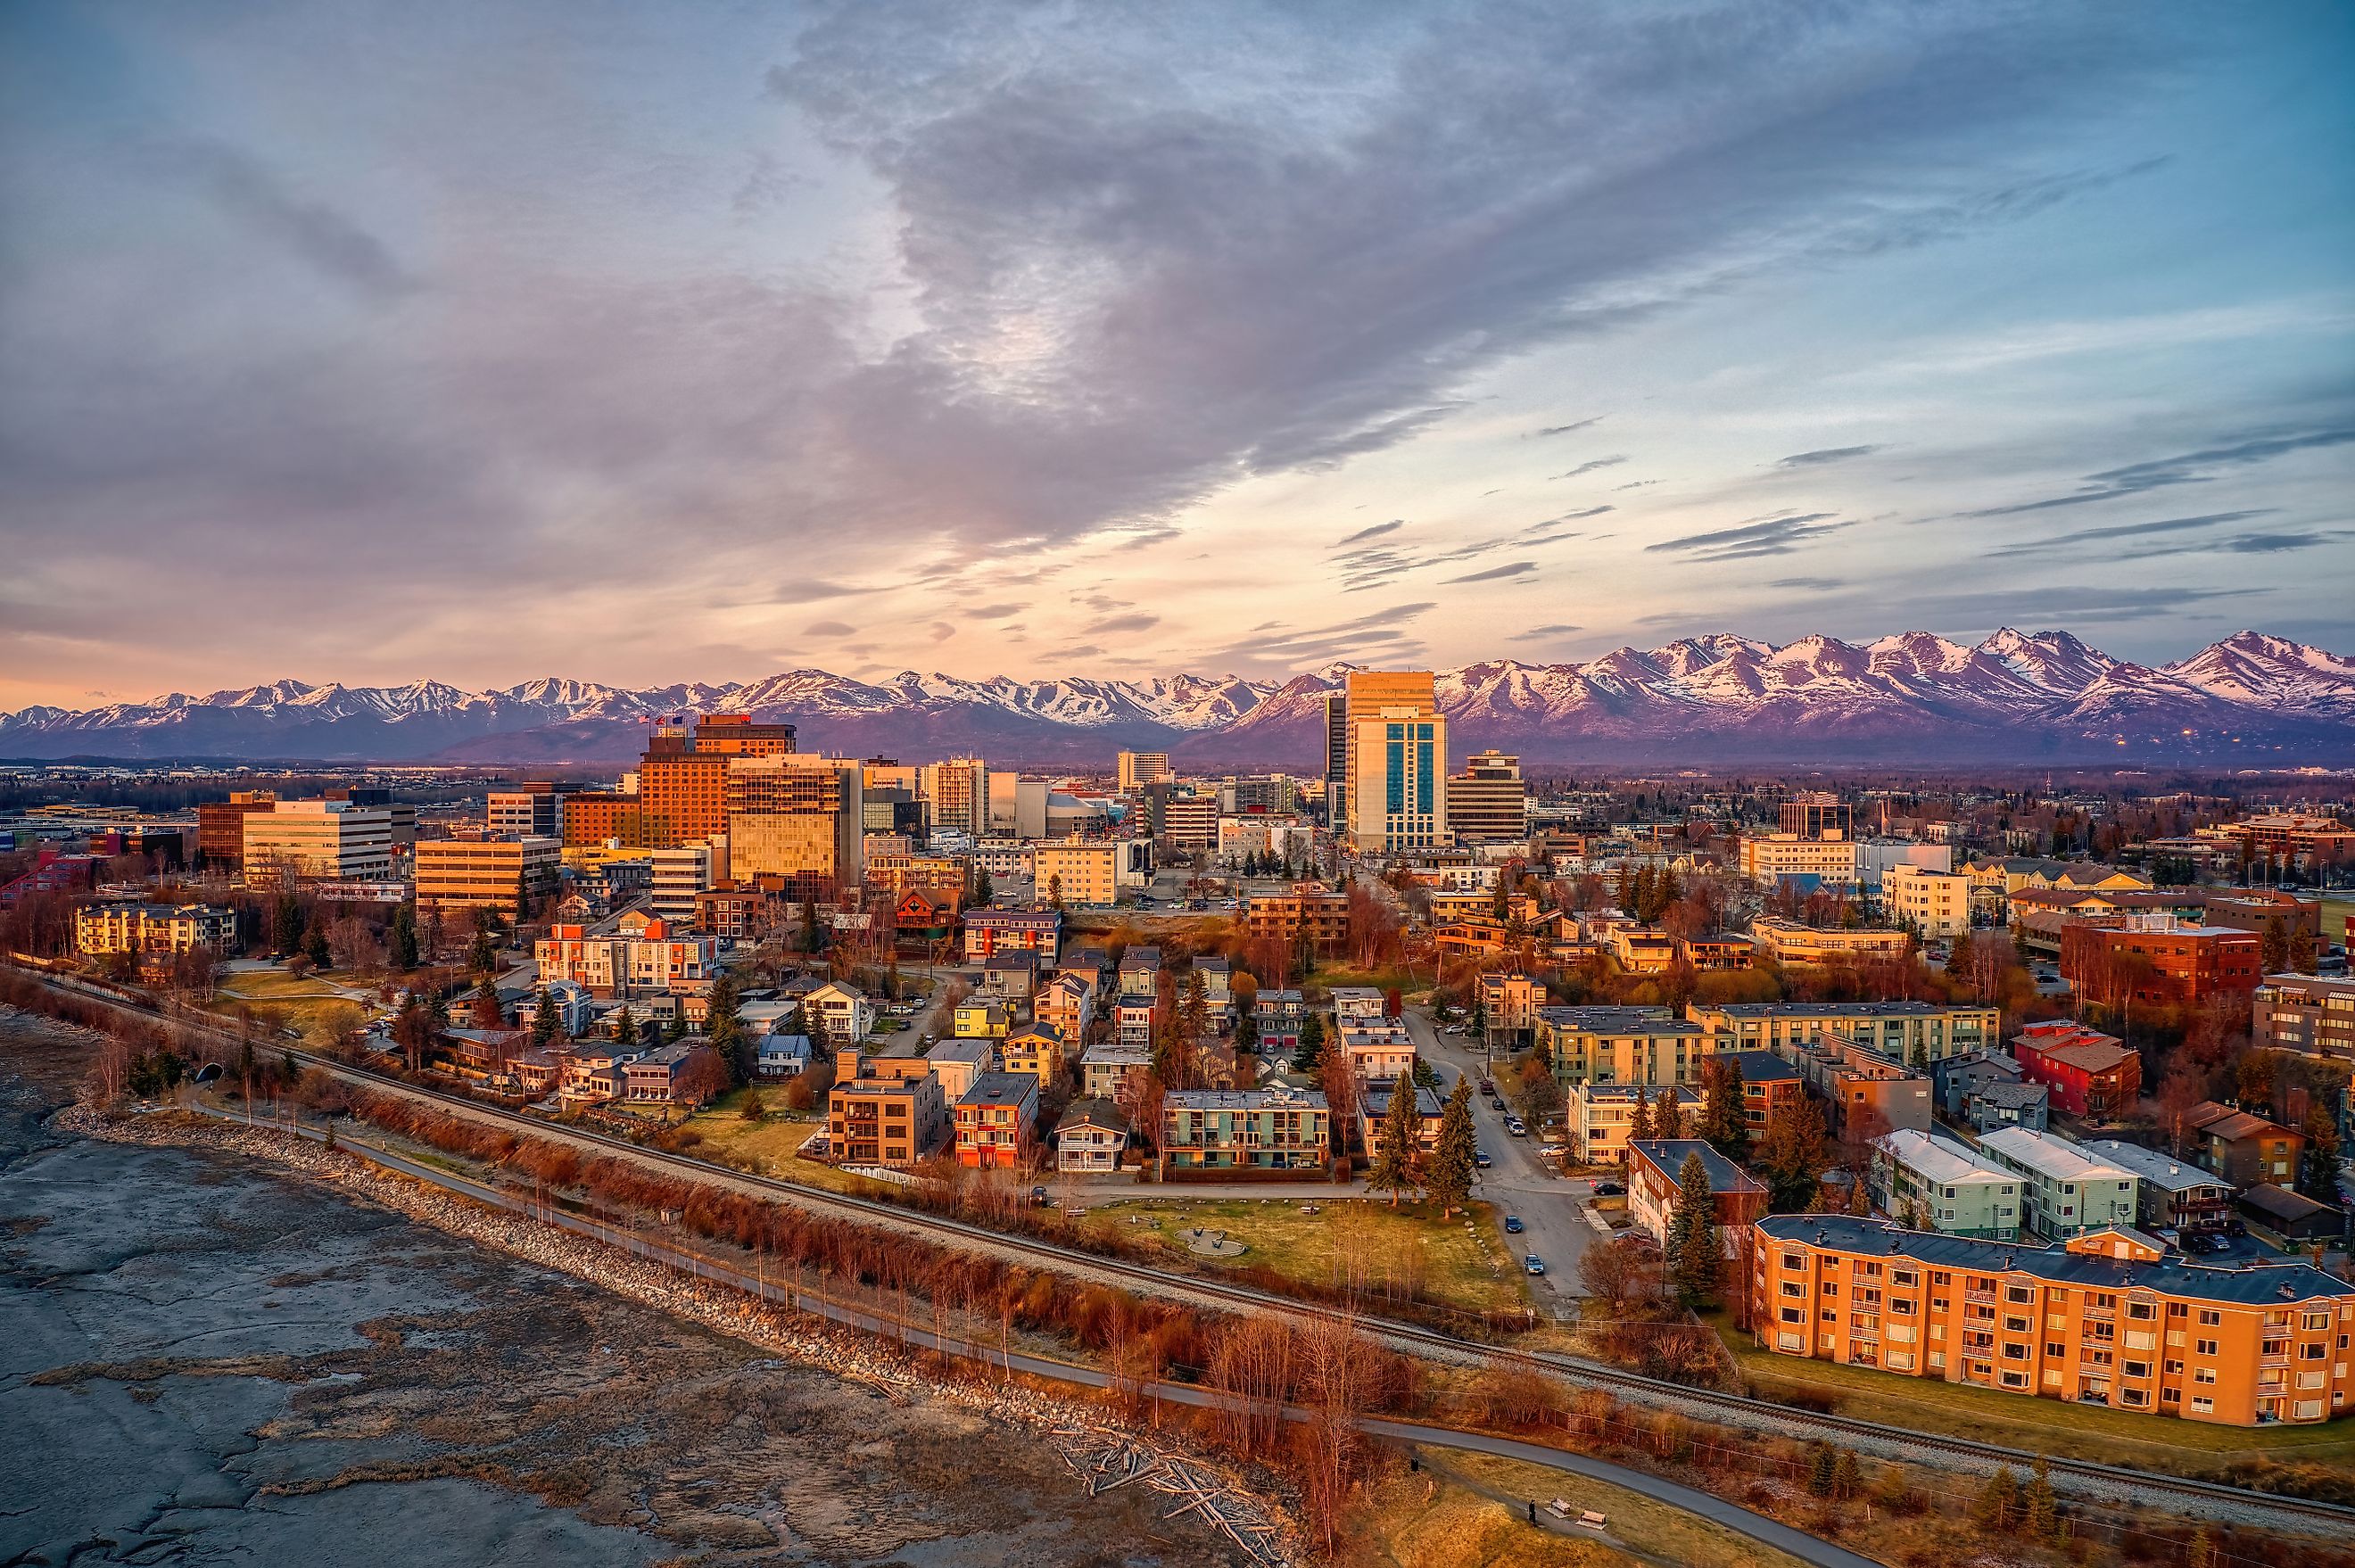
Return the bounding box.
[2062,914,2261,1010]
[2009,1020,2143,1120]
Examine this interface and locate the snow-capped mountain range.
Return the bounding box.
[4,631,2351,766]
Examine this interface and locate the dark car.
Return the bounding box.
[1474,1150,1493,1168]
[1524,1255,1546,1275]
[1592,1180,1625,1196]
[1503,1215,1525,1234]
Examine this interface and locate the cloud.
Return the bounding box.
[1509,623,1582,641]
[1646,513,1847,560]
[964,602,1024,619]
[1893,583,2261,624]
[2222,530,2346,553]
[1084,612,1161,635]
[1552,456,1627,480]
[927,622,956,642]
[768,579,882,605]
[1777,445,1879,467]
[1530,417,1605,438]
[1443,560,1538,583]
[1613,480,1662,491]
[1983,509,2273,557]
[169,139,420,301]
[1765,577,1845,590]
[806,620,855,637]
[1546,506,1615,523]
[1969,427,2355,516]
[1517,530,1582,547]
[1334,519,1404,548]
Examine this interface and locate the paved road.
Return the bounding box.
[1402,1005,1595,1306]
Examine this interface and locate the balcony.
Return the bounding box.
[1963,1287,1997,1304]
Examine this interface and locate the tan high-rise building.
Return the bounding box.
[1448,750,1525,842]
[919,756,991,838]
[415,836,560,917]
[1117,751,1172,790]
[242,800,396,887]
[636,714,797,846]
[1342,672,1445,852]
[725,754,864,899]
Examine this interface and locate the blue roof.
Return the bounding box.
[1629,1139,1762,1193]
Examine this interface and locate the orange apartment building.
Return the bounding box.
[954,1071,1040,1168]
[1241,882,1351,954]
[1753,1214,2355,1427]
[825,1049,947,1167]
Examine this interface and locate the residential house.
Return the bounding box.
[954,1072,1039,1169]
[1119,945,1162,998]
[1034,970,1096,1044]
[623,1044,698,1105]
[559,1044,633,1107]
[963,907,1061,963]
[1080,1040,1153,1100]
[1625,1139,1767,1248]
[1931,1051,2051,1134]
[1726,1051,1806,1139]
[1116,993,1161,1048]
[1478,971,1543,1051]
[1608,926,1679,975]
[754,1034,814,1078]
[922,1036,995,1102]
[2184,1102,2304,1189]
[1159,1084,1333,1177]
[999,1021,1064,1091]
[2011,1021,2142,1121]
[954,1000,1013,1039]
[1871,1129,2022,1240]
[802,981,876,1046]
[1055,1098,1130,1175]
[1358,1081,1443,1164]
[2078,1139,2235,1236]
[1337,1019,1416,1085]
[1252,989,1306,1054]
[2237,1184,2343,1244]
[1977,1126,2138,1239]
[979,952,1040,1001]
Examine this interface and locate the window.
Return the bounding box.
[2198,1308,2221,1326]
[2128,1302,2155,1321]
[2194,1367,2217,1385]
[2189,1396,2214,1414]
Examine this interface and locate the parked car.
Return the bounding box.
[1474,1150,1493,1169]
[1478,1077,1494,1094]
[1592,1180,1625,1197]
[1524,1255,1546,1275]
[1506,1118,1528,1137]
[1503,1215,1525,1234]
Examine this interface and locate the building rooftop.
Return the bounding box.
[1572,1082,1700,1104]
[2078,1139,2229,1193]
[2194,1109,2290,1143]
[1757,1213,2349,1305]
[1167,1085,1328,1111]
[1971,1081,2049,1110]
[1698,1001,1985,1019]
[2027,1038,2140,1077]
[1627,1138,1764,1194]
[2239,1183,2339,1225]
[1877,1128,2016,1185]
[1536,1006,1704,1035]
[1055,1096,1129,1135]
[1727,1050,1800,1083]
[923,1037,995,1066]
[959,1071,1037,1109]
[1979,1126,2134,1183]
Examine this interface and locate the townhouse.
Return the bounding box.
[1978,1126,2139,1239]
[2011,1021,2142,1120]
[1685,1000,1997,1067]
[954,1072,1039,1169]
[1159,1084,1332,1177]
[1872,1128,2023,1240]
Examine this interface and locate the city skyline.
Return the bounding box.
[3,3,2350,713]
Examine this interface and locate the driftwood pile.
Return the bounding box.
[1054,1427,1288,1566]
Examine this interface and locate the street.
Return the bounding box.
[1400,1005,1594,1307]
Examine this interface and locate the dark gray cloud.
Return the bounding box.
[1778,445,1879,467]
[1084,612,1161,635]
[1443,560,1538,583]
[1334,519,1404,548]
[1767,577,1845,590]
[1508,623,1582,641]
[1547,506,1615,522]
[1646,512,1846,561]
[964,602,1024,619]
[2221,530,2345,553]
[1531,417,1605,438]
[170,139,421,301]
[1613,479,1662,491]
[1552,456,1627,480]
[1969,427,2355,516]
[1983,508,2272,557]
[806,620,856,636]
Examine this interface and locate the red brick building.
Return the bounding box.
[2061,915,2261,1011]
[2011,1021,2144,1120]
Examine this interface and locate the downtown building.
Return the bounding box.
[724,753,865,900]
[1447,749,1527,843]
[1341,670,1448,853]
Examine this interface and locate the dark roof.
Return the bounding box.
[1628,1139,1763,1193]
[1700,1001,1974,1019]
[2237,1184,2338,1224]
[1536,1006,1702,1035]
[959,1071,1037,1109]
[1056,1096,1128,1134]
[1728,1050,1799,1083]
[1756,1213,2350,1305]
[1363,1082,1443,1118]
[1971,1081,2049,1109]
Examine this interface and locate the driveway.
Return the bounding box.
[1404,1006,1593,1307]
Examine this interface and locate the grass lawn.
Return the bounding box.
[1702,1308,2355,1477]
[1079,1195,1531,1316]
[210,970,368,1040]
[1361,1448,1813,1568]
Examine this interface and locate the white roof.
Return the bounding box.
[2080,1139,2230,1193]
[1877,1128,2016,1186]
[1979,1126,2134,1184]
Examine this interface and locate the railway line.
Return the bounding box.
[13,961,2353,1534]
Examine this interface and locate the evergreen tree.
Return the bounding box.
[1665,1151,1718,1307]
[2260,914,2290,975]
[275,888,305,955]
[1654,1087,1684,1142]
[1756,1097,1830,1212]
[801,896,822,953]
[2299,1102,2343,1201]
[1428,1077,1477,1217]
[530,987,559,1046]
[1047,874,1065,912]
[1293,1010,1325,1072]
[1701,1057,1747,1161]
[1628,1085,1653,1146]
[1179,969,1211,1049]
[610,1003,635,1049]
[1806,1443,1837,1497]
[469,926,498,973]
[664,1011,689,1044]
[389,904,420,970]
[1831,1448,1863,1503]
[2025,1456,2057,1542]
[303,926,333,971]
[1370,1077,1422,1205]
[704,970,748,1084]
[1975,1465,2019,1531]
[973,867,994,904]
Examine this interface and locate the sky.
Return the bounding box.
[2,0,2351,712]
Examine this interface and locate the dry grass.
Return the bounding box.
[210,970,368,1040]
[1078,1196,1531,1316]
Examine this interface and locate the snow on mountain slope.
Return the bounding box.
[1,631,2349,763]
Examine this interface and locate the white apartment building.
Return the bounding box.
[242,800,395,886]
[1337,1020,1417,1084]
[1872,1128,2022,1241]
[649,841,720,924]
[1884,863,1973,939]
[1738,833,1859,887]
[1978,1126,2138,1240]
[1563,1082,1702,1165]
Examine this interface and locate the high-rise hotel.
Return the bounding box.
[1339,670,1448,852]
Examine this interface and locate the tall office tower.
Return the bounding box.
[1448,750,1526,842]
[725,754,865,899]
[1117,751,1173,791]
[1780,791,1853,840]
[1343,672,1447,852]
[636,713,797,846]
[487,780,564,838]
[1323,693,1349,823]
[918,756,991,838]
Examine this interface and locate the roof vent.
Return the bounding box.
[1815,1230,1828,1246]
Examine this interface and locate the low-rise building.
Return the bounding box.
[414,835,559,918]
[1791,1037,1932,1137]
[921,1036,995,1102]
[962,907,1062,963]
[1159,1084,1332,1177]
[1115,994,1161,1047]
[2252,973,2355,1060]
[1686,1000,1996,1067]
[2184,1102,2303,1189]
[1034,970,1096,1044]
[1883,863,1972,938]
[2079,1138,2235,1236]
[1748,918,1910,966]
[1079,1039,1152,1100]
[954,999,1013,1039]
[1054,1098,1130,1174]
[802,980,876,1045]
[623,1044,699,1105]
[1978,1126,2138,1239]
[1537,1006,1709,1089]
[826,1050,948,1167]
[2010,1021,2142,1121]
[999,1021,1063,1090]
[73,902,236,956]
[1625,1139,1767,1248]
[1478,971,1544,1050]
[1337,1019,1416,1085]
[1872,1128,2022,1240]
[1726,1050,1806,1138]
[1562,1082,1702,1165]
[1238,882,1351,955]
[1359,1081,1443,1163]
[1749,1213,2355,1424]
[1739,833,1859,888]
[954,1071,1039,1168]
[2062,914,2262,1011]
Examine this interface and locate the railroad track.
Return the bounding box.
[15,961,2353,1531]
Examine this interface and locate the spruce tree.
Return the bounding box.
[1428,1077,1477,1217]
[389,904,420,971]
[1832,1448,1863,1504]
[611,1003,635,1049]
[1628,1085,1653,1146]
[1806,1442,1837,1496]
[1371,1078,1421,1206]
[530,987,559,1046]
[1703,1057,1747,1160]
[1975,1465,2019,1531]
[1756,1097,1830,1212]
[1665,1151,1718,1308]
[1293,1010,1325,1072]
[1654,1087,1684,1142]
[2025,1456,2056,1541]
